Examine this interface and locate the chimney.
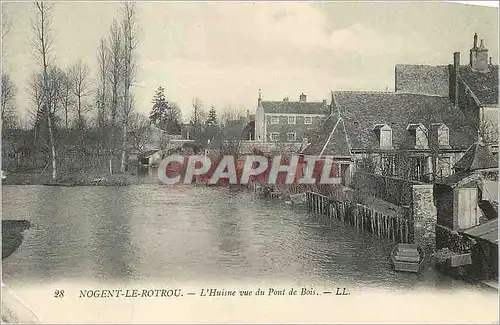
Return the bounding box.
[299,93,307,102]
[490,57,493,65]
[283,97,289,102]
[322,99,327,105]
[246,109,250,122]
[258,89,262,106]
[470,35,489,72]
[451,52,460,107]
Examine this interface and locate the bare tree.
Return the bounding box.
[219,106,245,127]
[59,70,73,129]
[104,19,123,174]
[27,71,44,129]
[1,74,17,129]
[31,1,57,181]
[96,38,109,128]
[478,117,499,145]
[119,1,138,173]
[128,112,150,154]
[68,59,91,128]
[2,10,12,58]
[107,19,122,128]
[190,97,206,140]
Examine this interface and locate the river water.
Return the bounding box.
[2,183,479,289]
[2,184,497,322]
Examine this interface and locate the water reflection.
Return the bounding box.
[1,185,481,291]
[89,187,136,281]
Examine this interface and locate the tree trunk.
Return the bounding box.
[120,122,127,173]
[47,110,57,180]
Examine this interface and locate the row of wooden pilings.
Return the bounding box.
[306,191,414,244]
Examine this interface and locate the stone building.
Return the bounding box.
[254,90,329,143]
[434,139,498,281]
[328,91,477,183]
[396,33,498,148]
[299,113,353,186]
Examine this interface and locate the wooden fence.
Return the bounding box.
[306,191,413,244]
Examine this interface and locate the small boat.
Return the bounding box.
[289,192,306,205]
[390,243,425,273]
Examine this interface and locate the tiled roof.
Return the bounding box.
[454,141,498,172]
[261,101,329,115]
[395,64,450,97]
[300,114,351,157]
[139,149,160,158]
[461,218,498,244]
[331,91,477,150]
[395,64,499,106]
[459,65,499,105]
[434,171,476,187]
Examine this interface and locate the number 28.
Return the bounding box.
[54,290,65,298]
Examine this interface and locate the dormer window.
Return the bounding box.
[407,123,428,149]
[373,124,393,150]
[430,123,450,148]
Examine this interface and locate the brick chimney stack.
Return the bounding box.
[470,34,490,72]
[299,93,307,102]
[450,52,460,107]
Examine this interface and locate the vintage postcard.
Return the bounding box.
[1,0,499,323]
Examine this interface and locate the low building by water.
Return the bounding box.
[434,139,498,282]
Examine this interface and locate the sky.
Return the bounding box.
[1,1,498,124]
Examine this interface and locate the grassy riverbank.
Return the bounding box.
[2,168,139,186]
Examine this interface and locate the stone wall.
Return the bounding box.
[435,225,497,281]
[352,172,438,248]
[351,171,421,206]
[411,184,437,251]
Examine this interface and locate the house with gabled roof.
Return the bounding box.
[299,113,353,186]
[254,90,330,143]
[396,33,498,148]
[327,90,478,182]
[434,138,498,281]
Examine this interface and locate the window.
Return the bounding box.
[373,124,393,150]
[341,164,351,186]
[437,156,452,178]
[438,124,449,147]
[287,132,296,141]
[288,116,296,124]
[406,123,428,149]
[304,116,312,125]
[430,123,450,149]
[270,132,279,142]
[270,116,279,124]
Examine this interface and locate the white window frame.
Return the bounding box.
[270,116,279,124]
[304,116,313,125]
[270,132,279,142]
[438,124,450,147]
[287,132,296,142]
[373,124,393,150]
[288,116,296,124]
